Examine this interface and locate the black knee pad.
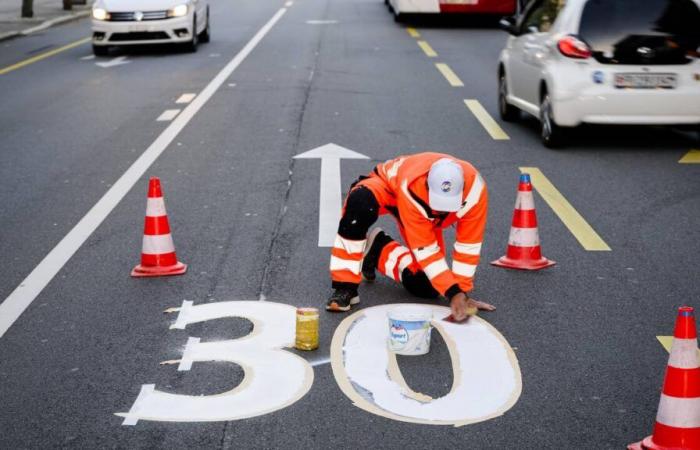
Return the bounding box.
[401,270,440,299]
[338,187,379,240]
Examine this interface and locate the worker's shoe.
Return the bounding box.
[362,227,390,282]
[325,288,360,312]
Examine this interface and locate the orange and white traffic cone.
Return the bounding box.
[131,177,187,278]
[628,306,700,450]
[491,173,555,270]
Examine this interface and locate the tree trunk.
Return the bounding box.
[21,0,33,18]
[63,0,72,11]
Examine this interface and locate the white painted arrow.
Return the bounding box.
[96,56,130,68]
[294,143,370,247]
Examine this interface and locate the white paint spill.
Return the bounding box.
[293,144,369,247]
[175,93,196,104]
[117,301,313,425]
[156,109,181,122]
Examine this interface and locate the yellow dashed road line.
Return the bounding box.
[435,63,463,87]
[0,37,90,76]
[519,167,611,251]
[406,27,420,38]
[417,40,437,58]
[679,149,700,164]
[463,99,509,140]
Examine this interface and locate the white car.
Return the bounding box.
[91,0,210,56]
[497,0,700,147]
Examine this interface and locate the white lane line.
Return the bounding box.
[0,7,289,339]
[176,93,196,104]
[96,56,130,68]
[80,55,96,61]
[156,109,181,122]
[285,1,294,6]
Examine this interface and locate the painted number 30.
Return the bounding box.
[117,302,521,427]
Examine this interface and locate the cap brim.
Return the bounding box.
[429,191,462,212]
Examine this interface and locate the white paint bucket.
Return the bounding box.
[387,306,433,356]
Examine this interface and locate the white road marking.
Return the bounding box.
[0,6,289,339]
[156,109,181,122]
[285,1,294,6]
[96,56,130,68]
[80,55,95,61]
[306,20,338,25]
[294,143,369,247]
[175,93,196,104]
[310,357,331,366]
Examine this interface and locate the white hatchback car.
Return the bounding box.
[91,0,210,56]
[498,0,700,147]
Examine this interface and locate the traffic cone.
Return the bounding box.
[491,173,555,270]
[628,306,700,450]
[131,177,187,278]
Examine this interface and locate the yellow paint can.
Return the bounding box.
[295,307,319,351]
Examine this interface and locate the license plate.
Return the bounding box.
[614,73,677,89]
[129,24,149,32]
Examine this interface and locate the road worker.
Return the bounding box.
[326,152,495,321]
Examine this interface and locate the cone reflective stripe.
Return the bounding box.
[491,174,555,270]
[628,306,700,450]
[131,177,187,278]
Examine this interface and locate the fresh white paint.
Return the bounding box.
[175,93,196,104]
[306,20,339,24]
[96,56,130,68]
[0,6,288,339]
[156,109,181,122]
[331,304,522,425]
[293,143,369,247]
[116,301,313,424]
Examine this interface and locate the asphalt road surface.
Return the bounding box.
[1,0,698,448]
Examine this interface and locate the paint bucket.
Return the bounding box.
[387,306,433,356]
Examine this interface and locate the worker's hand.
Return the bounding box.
[449,293,496,322]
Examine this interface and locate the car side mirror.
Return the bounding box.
[499,17,519,35]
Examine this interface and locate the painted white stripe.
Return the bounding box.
[170,300,193,330]
[157,109,181,122]
[330,255,361,275]
[285,1,293,6]
[454,241,482,256]
[0,7,289,339]
[424,259,449,280]
[669,338,700,369]
[657,395,700,428]
[515,190,535,211]
[177,336,200,372]
[146,197,167,217]
[456,174,485,219]
[508,227,540,247]
[452,261,477,278]
[383,246,407,280]
[310,356,330,367]
[142,234,176,254]
[175,93,196,104]
[413,242,440,262]
[334,236,366,255]
[401,180,429,219]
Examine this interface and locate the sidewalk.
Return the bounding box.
[0,0,92,41]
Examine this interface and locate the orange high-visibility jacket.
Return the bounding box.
[362,152,487,297]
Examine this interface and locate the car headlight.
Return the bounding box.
[168,4,188,17]
[92,8,110,21]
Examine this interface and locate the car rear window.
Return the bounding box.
[579,0,700,65]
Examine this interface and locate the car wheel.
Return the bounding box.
[199,7,210,43]
[540,91,565,148]
[92,44,109,57]
[498,72,519,122]
[185,14,198,52]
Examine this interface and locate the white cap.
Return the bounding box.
[427,158,464,212]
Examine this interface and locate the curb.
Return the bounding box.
[0,10,90,42]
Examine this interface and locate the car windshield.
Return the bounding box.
[579,0,700,64]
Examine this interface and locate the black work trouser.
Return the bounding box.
[333,186,439,299]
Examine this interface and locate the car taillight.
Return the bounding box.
[558,35,591,59]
